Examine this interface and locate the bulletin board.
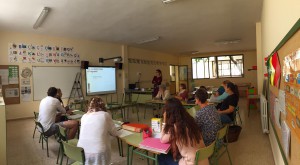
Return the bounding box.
[0,65,20,104]
[268,18,300,165]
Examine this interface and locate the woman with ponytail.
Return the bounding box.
[77,97,120,165]
[158,98,209,165]
[217,82,239,124]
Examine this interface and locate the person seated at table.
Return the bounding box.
[55,88,70,122]
[158,98,209,165]
[77,97,120,165]
[217,82,239,124]
[195,88,222,146]
[175,83,189,101]
[209,86,225,102]
[38,87,78,139]
[154,84,171,101]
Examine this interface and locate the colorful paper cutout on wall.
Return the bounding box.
[268,52,281,88]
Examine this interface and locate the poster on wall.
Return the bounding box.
[21,86,31,102]
[283,48,300,141]
[8,43,81,64]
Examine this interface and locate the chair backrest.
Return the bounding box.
[186,105,199,118]
[217,125,229,140]
[33,112,39,119]
[58,125,68,141]
[62,141,85,163]
[195,140,216,163]
[35,121,45,133]
[247,88,257,95]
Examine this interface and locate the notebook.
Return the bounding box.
[139,137,171,154]
[68,114,83,120]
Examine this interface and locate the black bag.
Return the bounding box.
[226,125,242,143]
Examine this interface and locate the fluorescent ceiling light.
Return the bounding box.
[136,36,161,44]
[33,7,50,29]
[162,0,177,4]
[215,39,241,45]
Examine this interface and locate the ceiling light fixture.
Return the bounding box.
[33,7,50,29]
[136,36,161,44]
[162,0,177,4]
[215,39,241,45]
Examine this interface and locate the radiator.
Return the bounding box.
[260,94,269,133]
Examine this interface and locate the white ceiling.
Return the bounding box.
[0,0,263,55]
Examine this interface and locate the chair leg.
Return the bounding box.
[46,138,49,157]
[33,125,37,138]
[238,111,242,125]
[136,105,139,122]
[56,144,61,164]
[144,105,147,119]
[225,146,232,165]
[41,136,44,149]
[39,134,42,143]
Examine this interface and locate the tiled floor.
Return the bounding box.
[6,98,275,165]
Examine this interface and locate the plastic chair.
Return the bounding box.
[62,141,85,165]
[186,105,199,118]
[213,125,232,165]
[195,140,216,164]
[247,88,259,117]
[32,112,39,138]
[35,121,50,157]
[57,125,79,165]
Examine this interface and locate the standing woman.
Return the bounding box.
[77,97,120,165]
[217,82,239,124]
[152,69,162,97]
[159,98,209,165]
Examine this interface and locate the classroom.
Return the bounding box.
[0,0,299,165]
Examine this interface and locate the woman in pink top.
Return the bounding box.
[158,98,209,165]
[175,83,189,101]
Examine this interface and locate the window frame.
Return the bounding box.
[191,54,244,79]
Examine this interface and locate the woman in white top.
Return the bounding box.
[155,84,171,101]
[77,97,120,165]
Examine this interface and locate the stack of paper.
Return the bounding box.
[139,137,170,154]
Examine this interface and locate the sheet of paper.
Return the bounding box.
[5,88,19,97]
[117,129,133,138]
[281,121,291,157]
[0,69,9,85]
[278,89,286,114]
[274,98,282,128]
[21,86,31,102]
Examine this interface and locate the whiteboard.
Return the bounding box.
[32,66,81,101]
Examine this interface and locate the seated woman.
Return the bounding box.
[158,98,209,165]
[175,83,189,101]
[195,88,222,146]
[77,97,120,165]
[155,84,171,101]
[217,82,239,124]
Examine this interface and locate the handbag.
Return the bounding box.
[226,125,242,143]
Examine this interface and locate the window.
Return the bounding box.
[192,54,244,79]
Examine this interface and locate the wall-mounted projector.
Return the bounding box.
[114,58,122,62]
[99,56,122,64]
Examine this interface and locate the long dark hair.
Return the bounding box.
[227,82,239,99]
[163,98,202,159]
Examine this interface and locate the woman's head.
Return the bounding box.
[195,88,208,104]
[47,87,57,97]
[88,97,106,112]
[56,88,62,98]
[156,69,162,76]
[222,80,231,87]
[163,98,202,159]
[226,82,239,97]
[180,83,186,90]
